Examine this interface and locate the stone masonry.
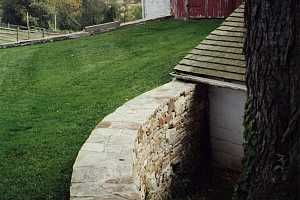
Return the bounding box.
[70,80,209,200]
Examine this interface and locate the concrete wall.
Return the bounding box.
[208,86,246,170]
[142,0,171,19]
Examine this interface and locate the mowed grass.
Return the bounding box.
[0,19,221,200]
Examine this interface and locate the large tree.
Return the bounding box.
[234,0,300,199]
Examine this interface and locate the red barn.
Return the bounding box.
[171,0,243,18]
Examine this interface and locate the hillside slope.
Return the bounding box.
[0,19,221,200]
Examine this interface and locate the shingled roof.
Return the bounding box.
[172,4,246,90]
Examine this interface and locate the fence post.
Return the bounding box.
[27,12,30,39]
[123,3,127,22]
[54,13,57,32]
[17,26,19,42]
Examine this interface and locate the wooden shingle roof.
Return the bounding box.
[172,4,246,90]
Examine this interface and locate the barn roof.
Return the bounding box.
[172,4,246,90]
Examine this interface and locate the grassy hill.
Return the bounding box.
[0,19,221,200]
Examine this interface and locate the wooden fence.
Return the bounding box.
[0,23,64,44]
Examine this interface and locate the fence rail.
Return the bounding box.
[0,23,64,44]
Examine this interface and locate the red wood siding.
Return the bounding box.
[189,0,206,17]
[171,0,243,18]
[171,0,185,18]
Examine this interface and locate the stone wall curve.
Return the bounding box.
[70,80,208,200]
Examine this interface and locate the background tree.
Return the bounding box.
[0,0,3,22]
[0,0,142,30]
[29,1,51,28]
[53,0,81,30]
[234,1,300,199]
[1,0,30,25]
[102,0,119,23]
[80,0,119,27]
[81,0,105,27]
[1,0,51,28]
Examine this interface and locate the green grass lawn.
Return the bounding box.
[0,19,221,200]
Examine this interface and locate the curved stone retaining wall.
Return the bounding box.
[70,80,208,200]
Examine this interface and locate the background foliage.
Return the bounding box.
[0,0,142,30]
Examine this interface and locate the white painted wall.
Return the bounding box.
[142,0,171,20]
[208,86,246,171]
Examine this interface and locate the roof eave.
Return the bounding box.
[170,72,247,91]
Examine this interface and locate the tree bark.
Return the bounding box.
[184,0,189,20]
[234,0,300,200]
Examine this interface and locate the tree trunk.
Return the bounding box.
[184,0,189,20]
[234,0,300,200]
